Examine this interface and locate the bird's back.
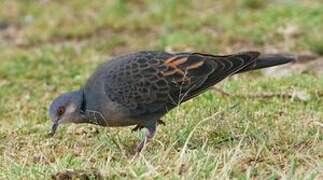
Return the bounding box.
[83,51,262,126]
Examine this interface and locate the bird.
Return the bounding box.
[48,51,294,152]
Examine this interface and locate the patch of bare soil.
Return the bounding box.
[52,169,103,180]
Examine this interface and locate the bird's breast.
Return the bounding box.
[85,105,142,127]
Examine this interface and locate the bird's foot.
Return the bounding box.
[157,119,166,126]
[131,125,144,132]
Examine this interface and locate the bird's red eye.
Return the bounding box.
[57,106,65,116]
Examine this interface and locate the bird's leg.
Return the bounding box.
[135,121,156,152]
[131,124,144,132]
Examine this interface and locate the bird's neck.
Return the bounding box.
[70,89,90,124]
[72,89,108,126]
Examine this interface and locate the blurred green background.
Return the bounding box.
[0,0,322,179]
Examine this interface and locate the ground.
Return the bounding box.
[0,0,322,179]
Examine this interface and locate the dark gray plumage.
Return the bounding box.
[48,51,295,152]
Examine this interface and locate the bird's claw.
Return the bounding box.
[157,119,166,126]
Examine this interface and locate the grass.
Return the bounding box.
[0,0,322,179]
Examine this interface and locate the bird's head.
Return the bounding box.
[48,90,86,136]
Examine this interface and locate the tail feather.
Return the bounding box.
[236,53,296,73]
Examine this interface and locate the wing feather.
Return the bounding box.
[103,51,260,116]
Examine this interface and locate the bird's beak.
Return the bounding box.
[49,119,59,136]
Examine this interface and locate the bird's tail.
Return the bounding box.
[236,53,296,73]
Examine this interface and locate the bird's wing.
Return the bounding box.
[103,51,260,116]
